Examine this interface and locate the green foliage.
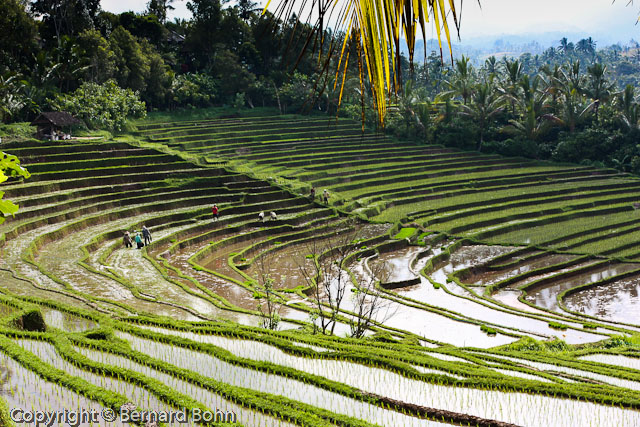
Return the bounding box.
[50,80,146,131]
[548,321,569,330]
[480,324,497,336]
[0,123,36,141]
[171,73,218,108]
[0,151,29,224]
[502,337,570,352]
[393,227,416,240]
[601,334,640,348]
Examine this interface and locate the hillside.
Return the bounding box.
[0,113,638,425]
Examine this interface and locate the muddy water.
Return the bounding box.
[350,260,518,347]
[525,263,640,313]
[564,275,640,324]
[241,223,383,291]
[36,209,208,320]
[468,253,579,286]
[502,260,602,290]
[0,350,127,426]
[117,331,447,427]
[370,246,425,283]
[243,237,320,290]
[109,248,224,318]
[0,270,99,313]
[161,229,309,323]
[386,245,605,344]
[40,308,97,332]
[485,249,545,267]
[491,289,553,315]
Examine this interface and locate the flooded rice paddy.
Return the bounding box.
[2,130,640,426]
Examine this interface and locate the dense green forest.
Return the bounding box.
[3,0,640,172]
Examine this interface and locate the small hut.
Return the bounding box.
[31,112,82,140]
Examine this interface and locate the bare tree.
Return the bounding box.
[348,254,394,338]
[254,254,282,330]
[298,223,394,337]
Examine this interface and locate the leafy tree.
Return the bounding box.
[109,26,150,93]
[50,80,146,130]
[170,73,218,108]
[118,12,166,47]
[146,0,175,23]
[76,29,116,83]
[185,0,223,70]
[31,0,101,43]
[0,0,37,74]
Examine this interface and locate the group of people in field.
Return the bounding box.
[122,225,152,249]
[310,187,329,204]
[123,190,330,249]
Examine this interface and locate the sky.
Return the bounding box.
[100,0,640,46]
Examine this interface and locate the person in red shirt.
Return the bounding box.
[212,204,219,221]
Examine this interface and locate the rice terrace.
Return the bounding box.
[5,0,640,426]
[0,109,639,427]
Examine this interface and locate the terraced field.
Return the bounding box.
[0,112,639,426]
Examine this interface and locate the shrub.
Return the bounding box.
[49,80,146,131]
[171,73,218,108]
[482,137,538,159]
[433,117,478,150]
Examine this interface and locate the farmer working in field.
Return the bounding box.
[142,225,152,245]
[123,231,132,248]
[212,204,219,221]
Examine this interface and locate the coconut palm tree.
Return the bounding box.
[499,59,523,115]
[576,37,596,58]
[550,87,592,132]
[617,84,640,132]
[540,64,564,115]
[459,81,503,150]
[583,62,615,122]
[558,37,575,55]
[442,55,475,105]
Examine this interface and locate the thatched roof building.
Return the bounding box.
[31,112,83,140]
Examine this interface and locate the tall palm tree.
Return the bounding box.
[558,37,575,55]
[459,81,503,150]
[484,56,498,78]
[550,87,592,132]
[583,62,615,122]
[443,55,474,105]
[503,75,551,144]
[540,64,563,115]
[499,59,523,115]
[616,84,640,131]
[576,38,596,58]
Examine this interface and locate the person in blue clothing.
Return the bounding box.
[134,232,144,249]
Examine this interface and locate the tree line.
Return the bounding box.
[0,0,339,127]
[384,40,640,174]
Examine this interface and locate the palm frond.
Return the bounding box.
[267,0,463,126]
